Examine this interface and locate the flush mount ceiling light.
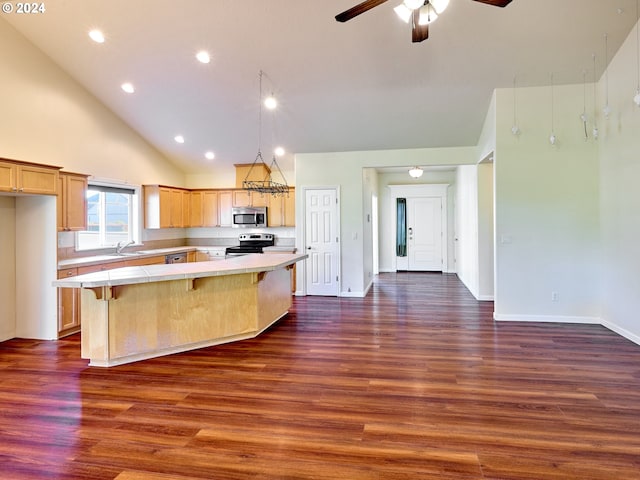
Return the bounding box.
[88,29,105,43]
[174,135,185,144]
[274,146,285,157]
[242,70,289,197]
[409,166,424,178]
[336,0,511,43]
[205,151,215,160]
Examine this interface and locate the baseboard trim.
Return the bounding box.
[477,295,494,301]
[340,290,366,298]
[601,318,640,346]
[494,313,601,324]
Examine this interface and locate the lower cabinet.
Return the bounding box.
[57,268,80,337]
[57,256,166,337]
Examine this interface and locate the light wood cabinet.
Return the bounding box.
[218,191,233,227]
[190,190,219,227]
[202,191,218,227]
[268,187,295,227]
[232,190,269,207]
[57,172,88,232]
[144,185,190,229]
[0,158,60,195]
[123,255,166,267]
[57,268,80,336]
[234,163,270,189]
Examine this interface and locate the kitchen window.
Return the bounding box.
[76,182,141,251]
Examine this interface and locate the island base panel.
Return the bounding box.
[80,268,292,366]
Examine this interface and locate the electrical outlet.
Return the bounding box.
[551,291,559,302]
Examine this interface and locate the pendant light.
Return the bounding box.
[603,33,612,118]
[549,73,557,145]
[634,0,640,106]
[592,54,599,139]
[511,75,520,136]
[580,70,588,141]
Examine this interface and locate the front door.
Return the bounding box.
[305,188,339,296]
[407,197,442,271]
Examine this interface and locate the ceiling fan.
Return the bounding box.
[335,0,513,43]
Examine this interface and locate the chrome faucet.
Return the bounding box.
[115,240,135,254]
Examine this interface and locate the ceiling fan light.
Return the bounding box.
[403,0,424,10]
[409,167,424,178]
[394,4,412,23]
[430,0,449,14]
[418,4,437,25]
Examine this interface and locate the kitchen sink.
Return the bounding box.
[114,251,145,256]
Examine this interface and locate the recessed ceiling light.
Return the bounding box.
[174,135,185,144]
[205,151,215,160]
[274,147,285,157]
[121,82,135,94]
[196,51,211,64]
[88,29,105,43]
[264,95,277,110]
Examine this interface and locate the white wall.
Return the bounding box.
[295,147,475,296]
[477,161,494,300]
[599,18,640,344]
[15,196,58,340]
[493,83,600,323]
[455,165,479,298]
[0,197,16,341]
[0,19,183,187]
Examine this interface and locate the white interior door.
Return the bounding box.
[407,197,442,271]
[305,189,339,296]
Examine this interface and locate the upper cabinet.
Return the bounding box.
[234,163,270,189]
[144,185,190,229]
[0,158,60,195]
[190,190,219,227]
[232,190,268,207]
[268,187,295,227]
[57,172,88,231]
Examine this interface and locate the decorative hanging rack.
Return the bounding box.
[243,71,289,197]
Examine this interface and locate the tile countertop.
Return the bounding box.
[53,253,308,289]
[59,246,206,269]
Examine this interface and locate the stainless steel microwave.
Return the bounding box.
[231,206,267,228]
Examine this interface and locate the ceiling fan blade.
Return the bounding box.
[335,0,390,22]
[471,0,513,7]
[411,9,429,43]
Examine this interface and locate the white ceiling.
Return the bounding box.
[4,0,638,174]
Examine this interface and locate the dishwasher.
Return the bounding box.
[165,252,187,264]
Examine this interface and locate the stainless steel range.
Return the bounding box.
[225,233,275,257]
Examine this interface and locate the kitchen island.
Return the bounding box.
[53,253,306,367]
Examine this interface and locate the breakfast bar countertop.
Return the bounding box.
[53,253,307,289]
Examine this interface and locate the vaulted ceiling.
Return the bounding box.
[4,0,638,173]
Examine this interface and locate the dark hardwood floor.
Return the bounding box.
[2,272,640,479]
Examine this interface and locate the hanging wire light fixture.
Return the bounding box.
[603,33,612,118]
[634,0,640,106]
[511,75,520,136]
[580,70,589,141]
[592,54,599,139]
[549,73,557,145]
[243,70,289,197]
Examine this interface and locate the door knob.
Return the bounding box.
[307,246,312,250]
